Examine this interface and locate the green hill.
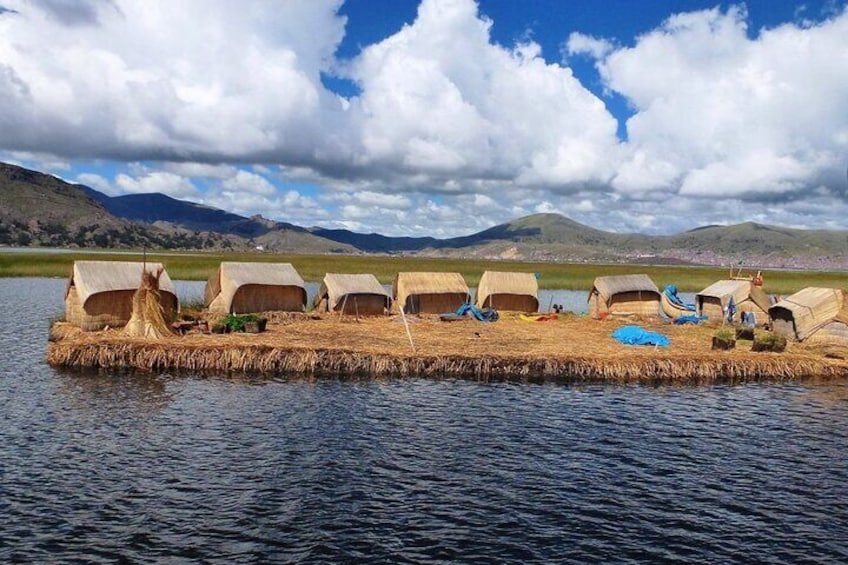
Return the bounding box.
[0,162,353,252]
[3,161,848,269]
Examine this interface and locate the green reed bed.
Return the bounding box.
[2,249,847,293]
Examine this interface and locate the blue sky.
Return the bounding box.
[1,0,847,238]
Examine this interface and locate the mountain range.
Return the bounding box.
[2,161,847,269]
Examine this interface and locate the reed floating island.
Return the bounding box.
[48,260,848,384]
[46,313,848,384]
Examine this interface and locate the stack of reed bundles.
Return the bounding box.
[124,267,174,339]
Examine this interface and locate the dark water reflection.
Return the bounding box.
[2,278,848,563]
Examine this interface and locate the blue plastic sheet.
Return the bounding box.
[674,314,707,325]
[443,303,499,322]
[663,285,695,311]
[612,325,670,347]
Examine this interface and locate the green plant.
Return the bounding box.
[752,332,788,353]
[223,313,260,332]
[714,328,734,341]
[755,332,782,345]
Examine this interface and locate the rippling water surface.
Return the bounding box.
[2,278,847,563]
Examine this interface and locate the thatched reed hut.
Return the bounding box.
[588,274,660,318]
[769,287,848,343]
[313,273,390,316]
[205,262,306,315]
[65,261,178,331]
[393,272,469,314]
[475,271,539,312]
[696,279,770,324]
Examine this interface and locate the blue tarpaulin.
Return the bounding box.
[663,285,695,311]
[612,325,670,347]
[674,314,707,325]
[441,303,499,322]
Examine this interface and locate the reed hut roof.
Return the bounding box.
[769,287,847,341]
[589,274,659,302]
[66,261,176,306]
[697,279,771,312]
[477,271,538,303]
[205,262,305,306]
[392,272,469,304]
[314,273,389,310]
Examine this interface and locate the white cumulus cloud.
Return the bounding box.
[595,6,848,202]
[565,32,615,60]
[0,0,348,161]
[115,171,199,198]
[345,0,621,190]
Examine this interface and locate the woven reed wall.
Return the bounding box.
[590,290,660,317]
[480,293,539,312]
[609,292,661,316]
[231,284,305,314]
[806,322,848,345]
[334,294,388,316]
[404,292,467,314]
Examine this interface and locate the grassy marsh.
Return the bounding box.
[2,249,846,293]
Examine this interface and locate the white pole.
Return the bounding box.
[339,293,348,321]
[399,304,415,352]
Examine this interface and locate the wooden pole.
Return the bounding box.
[399,304,415,352]
[339,294,348,321]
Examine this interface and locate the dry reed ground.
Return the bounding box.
[47,312,848,383]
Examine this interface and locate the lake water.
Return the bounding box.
[2,278,847,563]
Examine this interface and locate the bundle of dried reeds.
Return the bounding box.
[124,267,173,339]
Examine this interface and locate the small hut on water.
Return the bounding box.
[696,279,770,324]
[588,274,660,318]
[475,271,539,312]
[393,272,469,314]
[205,262,306,315]
[65,261,178,331]
[313,273,390,316]
[769,287,848,343]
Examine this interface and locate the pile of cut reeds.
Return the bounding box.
[123,267,173,339]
